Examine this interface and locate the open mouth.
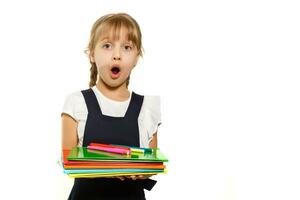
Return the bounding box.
[111,66,120,74]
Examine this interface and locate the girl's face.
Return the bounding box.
[90,27,139,88]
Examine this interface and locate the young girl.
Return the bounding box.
[61,13,161,200]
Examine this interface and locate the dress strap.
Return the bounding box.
[124,92,144,119]
[81,89,102,115]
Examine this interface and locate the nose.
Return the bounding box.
[112,47,121,61]
[113,56,121,61]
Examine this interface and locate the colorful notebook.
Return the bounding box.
[68,172,162,178]
[64,168,165,174]
[67,147,168,162]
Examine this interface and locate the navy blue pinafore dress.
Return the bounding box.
[68,89,156,200]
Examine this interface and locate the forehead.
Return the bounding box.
[97,23,137,43]
[99,27,130,42]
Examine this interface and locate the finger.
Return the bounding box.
[116,176,125,181]
[141,174,153,179]
[137,175,144,179]
[130,175,137,180]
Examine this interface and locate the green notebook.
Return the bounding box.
[68,147,168,162]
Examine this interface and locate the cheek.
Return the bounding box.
[122,63,135,74]
[96,63,106,76]
[94,56,108,70]
[94,50,110,63]
[123,68,131,76]
[124,56,138,68]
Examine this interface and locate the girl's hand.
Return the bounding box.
[126,174,153,180]
[115,174,153,181]
[116,176,126,181]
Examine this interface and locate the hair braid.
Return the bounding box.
[89,63,98,87]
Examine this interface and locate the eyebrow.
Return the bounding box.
[99,38,133,44]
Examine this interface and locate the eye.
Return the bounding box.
[102,43,112,49]
[123,44,132,51]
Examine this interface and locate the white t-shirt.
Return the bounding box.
[62,86,161,148]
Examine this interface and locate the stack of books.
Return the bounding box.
[62,143,168,178]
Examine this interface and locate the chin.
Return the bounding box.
[104,80,126,88]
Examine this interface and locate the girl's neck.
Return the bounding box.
[96,81,130,102]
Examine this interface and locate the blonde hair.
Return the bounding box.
[85,13,143,88]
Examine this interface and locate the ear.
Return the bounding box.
[89,51,95,63]
[132,56,139,69]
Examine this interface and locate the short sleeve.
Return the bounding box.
[143,96,162,143]
[61,92,77,121]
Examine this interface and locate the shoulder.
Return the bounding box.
[143,95,161,111]
[137,93,161,119]
[62,89,87,118]
[64,90,85,105]
[133,92,161,110]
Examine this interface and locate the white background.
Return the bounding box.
[0,0,299,199]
